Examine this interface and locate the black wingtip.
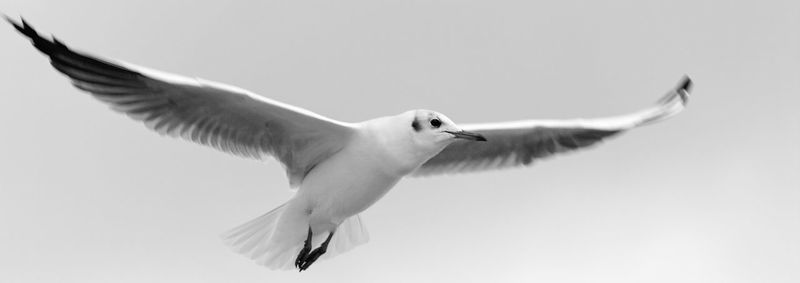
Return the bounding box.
[5,16,73,57]
[1,13,12,24]
[4,14,23,31]
[678,75,692,93]
[6,15,38,41]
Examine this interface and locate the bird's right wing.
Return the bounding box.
[8,17,356,187]
[412,77,691,176]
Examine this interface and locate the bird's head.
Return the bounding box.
[363,110,488,174]
[407,110,487,147]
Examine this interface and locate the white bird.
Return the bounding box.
[8,17,691,271]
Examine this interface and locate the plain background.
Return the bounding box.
[1,1,798,282]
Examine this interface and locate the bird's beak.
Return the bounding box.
[445,130,487,142]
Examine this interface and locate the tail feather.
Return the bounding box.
[222,203,370,270]
[223,203,286,253]
[329,215,369,255]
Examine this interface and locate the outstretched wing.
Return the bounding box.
[8,17,355,187]
[413,77,691,176]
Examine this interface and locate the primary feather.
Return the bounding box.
[414,77,690,176]
[7,17,355,187]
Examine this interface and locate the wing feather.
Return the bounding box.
[9,17,355,187]
[413,77,691,176]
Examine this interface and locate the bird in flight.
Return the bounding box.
[7,17,691,271]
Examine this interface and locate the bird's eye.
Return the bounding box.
[430,118,442,128]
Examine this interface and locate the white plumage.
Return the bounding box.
[8,17,691,271]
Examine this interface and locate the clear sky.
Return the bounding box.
[1,1,798,282]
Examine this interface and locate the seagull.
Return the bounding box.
[7,17,691,271]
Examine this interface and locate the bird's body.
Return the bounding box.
[7,17,692,271]
[292,116,417,237]
[306,117,418,212]
[224,111,458,269]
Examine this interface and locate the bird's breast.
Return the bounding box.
[295,143,405,220]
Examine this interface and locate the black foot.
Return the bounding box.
[296,229,334,272]
[294,227,313,268]
[298,244,327,271]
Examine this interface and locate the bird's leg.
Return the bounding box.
[294,227,313,268]
[298,231,334,272]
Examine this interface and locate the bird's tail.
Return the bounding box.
[221,203,369,270]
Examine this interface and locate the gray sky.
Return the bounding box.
[1,0,798,282]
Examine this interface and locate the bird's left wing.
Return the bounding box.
[8,17,356,187]
[412,77,691,176]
